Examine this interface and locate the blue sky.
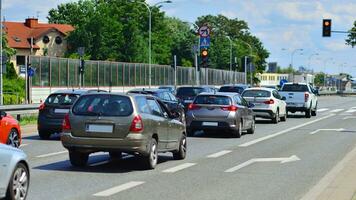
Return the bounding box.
[3,0,356,75]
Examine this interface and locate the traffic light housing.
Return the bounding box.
[200,48,209,69]
[322,19,332,37]
[79,59,85,74]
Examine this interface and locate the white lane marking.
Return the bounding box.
[239,114,335,147]
[317,108,329,112]
[343,116,356,120]
[20,143,29,147]
[310,128,345,135]
[90,160,110,167]
[300,145,356,200]
[207,150,232,158]
[36,151,67,158]
[346,109,356,113]
[330,109,344,113]
[93,181,145,197]
[162,163,196,173]
[225,155,300,173]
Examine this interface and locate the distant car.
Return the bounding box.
[176,86,216,110]
[158,85,176,95]
[242,88,287,123]
[219,84,249,94]
[0,144,30,200]
[128,88,185,123]
[61,92,186,169]
[38,89,105,139]
[0,110,21,148]
[186,92,255,138]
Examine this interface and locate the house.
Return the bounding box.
[3,18,74,73]
[257,73,289,87]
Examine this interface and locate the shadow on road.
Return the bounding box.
[23,134,61,141]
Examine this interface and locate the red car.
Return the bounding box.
[0,111,21,148]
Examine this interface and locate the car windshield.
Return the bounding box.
[243,90,271,98]
[72,95,133,116]
[45,94,79,106]
[194,95,231,105]
[281,84,309,92]
[219,86,244,94]
[177,87,204,96]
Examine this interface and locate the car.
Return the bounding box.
[176,86,216,110]
[219,84,249,94]
[128,88,185,123]
[242,87,287,123]
[61,92,186,169]
[279,83,318,118]
[38,89,106,139]
[158,85,176,95]
[0,144,30,200]
[186,92,255,138]
[0,110,22,148]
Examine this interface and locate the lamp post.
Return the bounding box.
[130,0,172,88]
[282,48,303,82]
[240,41,252,85]
[186,22,200,86]
[323,58,334,90]
[225,36,233,83]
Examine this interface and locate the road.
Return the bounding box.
[20,96,356,200]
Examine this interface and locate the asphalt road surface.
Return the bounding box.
[20,96,356,200]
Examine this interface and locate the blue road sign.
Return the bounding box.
[280,79,288,86]
[200,37,210,48]
[28,67,35,77]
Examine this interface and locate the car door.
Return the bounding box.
[240,96,253,129]
[234,95,248,129]
[272,90,286,115]
[146,98,169,150]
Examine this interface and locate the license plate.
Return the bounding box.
[287,103,296,106]
[54,109,69,114]
[184,100,193,103]
[202,122,218,126]
[86,124,114,133]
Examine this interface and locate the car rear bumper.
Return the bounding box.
[252,109,274,118]
[286,107,308,112]
[38,116,63,132]
[187,120,237,131]
[61,132,150,155]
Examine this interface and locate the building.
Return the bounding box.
[292,73,315,85]
[3,18,74,73]
[257,73,289,86]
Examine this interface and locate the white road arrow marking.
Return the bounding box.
[310,128,345,135]
[225,155,300,173]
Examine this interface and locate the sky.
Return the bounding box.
[2,0,356,75]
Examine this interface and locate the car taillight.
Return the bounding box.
[188,104,200,110]
[221,105,238,111]
[304,93,309,102]
[130,115,144,133]
[62,113,71,131]
[39,103,45,111]
[264,99,275,104]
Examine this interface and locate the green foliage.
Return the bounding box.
[346,21,356,48]
[277,66,296,74]
[19,115,38,126]
[314,73,325,86]
[3,77,25,105]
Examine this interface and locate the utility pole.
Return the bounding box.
[174,55,177,88]
[244,56,247,85]
[0,0,3,105]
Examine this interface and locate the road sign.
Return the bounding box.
[200,37,210,48]
[198,25,211,38]
[78,47,85,57]
[28,67,35,77]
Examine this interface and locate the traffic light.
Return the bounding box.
[200,48,209,68]
[79,59,85,74]
[322,19,332,37]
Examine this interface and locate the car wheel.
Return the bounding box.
[305,108,312,118]
[38,130,51,140]
[142,138,158,169]
[109,151,123,160]
[69,151,89,167]
[232,120,242,138]
[173,134,187,160]
[6,162,29,200]
[247,118,255,134]
[7,129,20,148]
[272,110,279,124]
[311,104,317,116]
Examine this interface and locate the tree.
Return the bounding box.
[314,73,325,86]
[346,21,356,48]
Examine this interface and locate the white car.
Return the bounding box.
[242,87,287,123]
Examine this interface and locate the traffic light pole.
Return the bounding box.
[195,53,199,86]
[244,56,247,85]
[0,0,3,105]
[174,55,177,88]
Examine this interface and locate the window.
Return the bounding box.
[43,36,50,44]
[16,55,26,66]
[242,90,271,98]
[281,84,309,92]
[234,95,242,105]
[45,94,79,106]
[194,95,231,105]
[135,96,151,114]
[55,36,63,45]
[272,91,282,99]
[147,99,163,117]
[168,93,177,102]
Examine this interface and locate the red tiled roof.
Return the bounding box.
[3,19,74,49]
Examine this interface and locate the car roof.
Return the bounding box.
[128,88,168,93]
[284,82,308,85]
[244,87,275,92]
[198,92,239,97]
[221,84,248,88]
[51,89,94,95]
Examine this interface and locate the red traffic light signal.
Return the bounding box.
[201,49,208,57]
[322,19,332,37]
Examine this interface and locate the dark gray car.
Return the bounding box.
[186,92,255,138]
[61,92,186,169]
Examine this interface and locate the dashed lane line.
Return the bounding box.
[207,150,232,158]
[317,108,329,112]
[36,151,67,158]
[330,109,345,113]
[93,181,145,197]
[162,163,197,173]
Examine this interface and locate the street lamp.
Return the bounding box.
[129,0,172,88]
[185,21,200,86]
[308,53,319,70]
[240,41,253,85]
[323,58,334,89]
[225,36,233,83]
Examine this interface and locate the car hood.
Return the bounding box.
[0,144,24,154]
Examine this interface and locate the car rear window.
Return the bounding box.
[219,86,244,94]
[72,95,133,116]
[281,84,309,92]
[242,90,271,98]
[177,87,204,96]
[194,95,231,105]
[45,94,79,106]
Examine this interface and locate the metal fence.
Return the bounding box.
[29,56,245,87]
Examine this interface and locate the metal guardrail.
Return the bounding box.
[0,104,40,120]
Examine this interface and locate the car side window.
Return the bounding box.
[147,99,163,117]
[163,92,171,101]
[272,90,281,99]
[241,97,249,107]
[234,95,242,105]
[156,100,170,118]
[135,96,151,114]
[168,93,177,102]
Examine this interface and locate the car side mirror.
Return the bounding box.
[171,110,181,119]
[0,111,7,119]
[281,96,287,101]
[248,103,255,108]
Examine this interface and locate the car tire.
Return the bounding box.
[142,138,158,170]
[232,121,242,138]
[6,162,29,200]
[305,108,312,118]
[7,129,20,148]
[173,134,187,160]
[38,130,51,140]
[247,118,255,134]
[272,110,279,124]
[69,151,89,167]
[280,114,287,122]
[311,104,317,116]
[109,151,123,160]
